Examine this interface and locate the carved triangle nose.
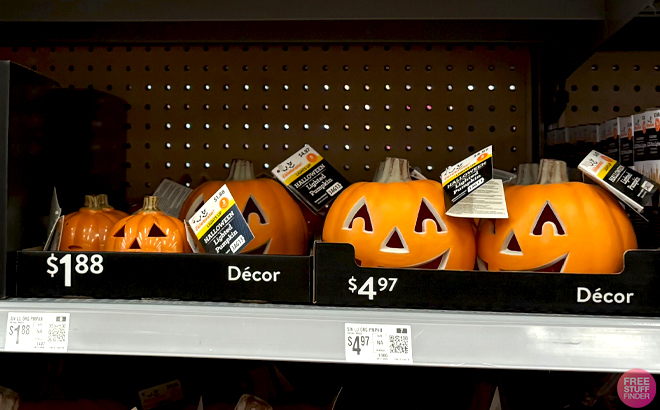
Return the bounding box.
[381,227,409,253]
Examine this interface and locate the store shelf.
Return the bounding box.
[1,298,659,372]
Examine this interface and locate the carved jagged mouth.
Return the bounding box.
[477,254,568,273]
[245,239,271,255]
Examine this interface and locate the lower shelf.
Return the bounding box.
[1,298,659,372]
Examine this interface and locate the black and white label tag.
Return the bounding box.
[4,312,70,352]
[188,185,254,254]
[345,323,413,364]
[440,146,508,218]
[579,150,659,215]
[272,145,349,213]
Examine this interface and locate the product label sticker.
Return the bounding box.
[578,150,659,214]
[619,115,635,166]
[138,380,184,410]
[153,179,193,218]
[345,323,413,364]
[272,144,349,213]
[440,146,508,218]
[4,312,70,352]
[188,185,254,254]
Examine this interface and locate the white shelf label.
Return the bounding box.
[4,312,70,352]
[345,323,413,364]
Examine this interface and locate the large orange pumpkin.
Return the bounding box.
[179,159,308,255]
[477,159,637,274]
[105,196,191,253]
[60,195,116,252]
[323,157,476,269]
[96,194,129,222]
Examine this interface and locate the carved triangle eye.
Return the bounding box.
[531,201,566,236]
[380,227,409,253]
[414,198,447,233]
[242,195,268,224]
[129,238,141,249]
[148,224,167,237]
[343,197,373,233]
[113,226,126,237]
[501,230,522,255]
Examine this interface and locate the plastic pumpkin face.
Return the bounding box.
[106,196,191,253]
[477,162,637,274]
[323,158,476,269]
[60,196,116,252]
[179,160,308,255]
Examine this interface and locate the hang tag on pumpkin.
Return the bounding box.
[188,185,254,254]
[578,150,659,215]
[153,179,193,217]
[440,146,509,219]
[272,144,350,213]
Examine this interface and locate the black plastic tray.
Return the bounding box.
[15,250,312,303]
[314,242,660,316]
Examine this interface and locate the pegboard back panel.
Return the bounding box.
[0,44,530,202]
[562,51,660,126]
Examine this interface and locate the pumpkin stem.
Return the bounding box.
[81,195,101,210]
[96,194,114,210]
[536,159,569,184]
[227,159,255,181]
[373,157,412,183]
[139,196,162,213]
[515,163,540,185]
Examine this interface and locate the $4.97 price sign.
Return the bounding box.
[345,323,413,364]
[4,312,70,352]
[348,276,397,300]
[46,253,104,287]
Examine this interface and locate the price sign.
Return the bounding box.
[347,276,398,300]
[4,312,70,352]
[46,253,104,287]
[345,323,413,364]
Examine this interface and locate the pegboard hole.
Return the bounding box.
[656,86,660,92]
[488,106,495,112]
[204,143,210,149]
[592,85,598,91]
[634,65,641,71]
[223,143,230,149]
[613,65,619,71]
[511,126,517,132]
[163,65,170,71]
[614,85,620,91]
[468,126,474,132]
[364,125,371,131]
[385,84,391,91]
[510,105,517,112]
[384,65,390,71]
[343,65,349,71]
[184,104,190,110]
[384,104,391,111]
[447,125,453,131]
[488,85,495,91]
[426,85,432,91]
[283,104,289,110]
[447,105,453,111]
[385,124,391,131]
[426,125,432,131]
[467,84,474,91]
[591,65,598,71]
[635,106,641,112]
[468,146,475,152]
[613,106,620,112]
[385,145,391,151]
[467,65,474,71]
[447,146,454,152]
[571,106,578,112]
[204,104,210,110]
[634,85,641,92]
[467,105,474,112]
[509,85,516,91]
[405,125,412,131]
[303,65,309,71]
[204,65,209,71]
[592,106,599,112]
[446,65,453,71]
[489,126,496,132]
[284,124,290,130]
[447,85,453,91]
[263,124,270,130]
[405,65,411,71]
[488,65,495,71]
[164,104,171,110]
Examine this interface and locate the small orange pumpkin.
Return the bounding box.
[105,196,191,253]
[323,157,476,269]
[96,194,129,222]
[60,195,115,251]
[477,159,637,273]
[179,159,308,255]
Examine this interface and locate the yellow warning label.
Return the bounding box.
[283,153,323,186]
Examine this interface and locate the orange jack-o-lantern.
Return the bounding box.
[60,195,116,251]
[106,196,191,253]
[323,157,476,269]
[96,194,129,223]
[179,159,308,255]
[477,159,637,274]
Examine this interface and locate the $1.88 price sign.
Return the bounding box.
[4,312,70,352]
[347,276,398,300]
[46,253,104,287]
[345,323,413,364]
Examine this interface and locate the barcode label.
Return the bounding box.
[345,323,413,364]
[47,323,67,343]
